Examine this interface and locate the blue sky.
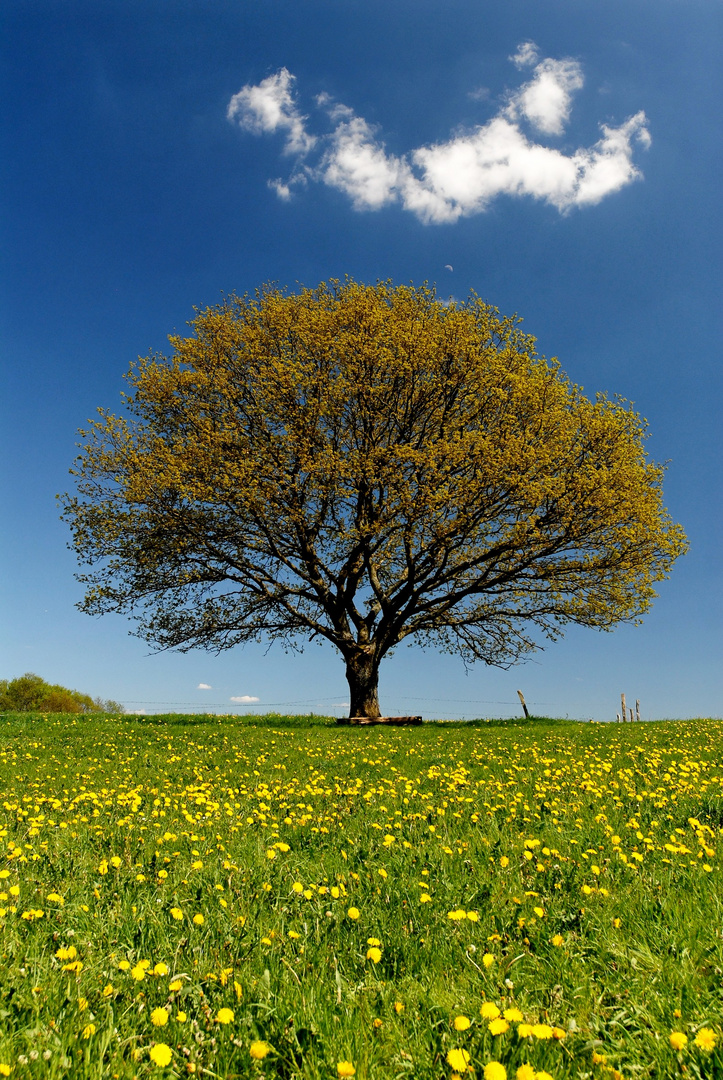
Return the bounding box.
[1,1,721,720]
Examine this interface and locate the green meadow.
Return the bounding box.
[0,714,720,1079]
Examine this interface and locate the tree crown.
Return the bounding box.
[61,280,686,712]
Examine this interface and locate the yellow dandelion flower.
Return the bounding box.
[82,1024,96,1039]
[482,953,495,968]
[694,1028,717,1051]
[169,979,182,992]
[149,1043,173,1067]
[504,1008,524,1023]
[170,907,183,921]
[177,1011,187,1023]
[446,1048,471,1072]
[394,1001,404,1013]
[131,965,146,982]
[454,1015,471,1031]
[489,1018,509,1035]
[216,1008,234,1024]
[192,914,204,926]
[532,1024,553,1040]
[366,947,382,963]
[516,1066,535,1080]
[0,1065,11,1077]
[151,1008,169,1027]
[249,1041,270,1060]
[102,984,114,997]
[669,1032,688,1050]
[347,907,360,920]
[551,934,564,947]
[481,1003,501,1020]
[484,1064,507,1080]
[517,1024,533,1038]
[337,1063,356,1078]
[118,960,131,971]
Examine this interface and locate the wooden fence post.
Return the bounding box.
[517,690,530,719]
[635,699,641,723]
[621,693,627,723]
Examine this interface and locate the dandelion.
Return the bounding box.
[481,1003,501,1020]
[694,1028,717,1051]
[531,1024,553,1040]
[192,914,204,926]
[151,1008,169,1027]
[533,907,544,918]
[347,907,360,920]
[216,1008,234,1024]
[551,934,564,947]
[82,1024,96,1039]
[0,1066,11,1077]
[131,964,146,982]
[249,1041,270,1060]
[484,1064,507,1080]
[149,1043,173,1067]
[482,953,495,968]
[669,1031,688,1050]
[337,1063,356,1078]
[420,893,432,903]
[366,946,382,963]
[118,960,131,971]
[489,1018,509,1035]
[447,1049,471,1072]
[46,892,64,905]
[517,1024,533,1038]
[170,907,183,920]
[447,909,467,921]
[394,1001,404,1013]
[516,1067,536,1080]
[154,962,169,976]
[177,1011,187,1023]
[500,856,510,867]
[102,984,114,997]
[454,1015,471,1031]
[292,882,304,893]
[504,1008,523,1022]
[169,979,182,992]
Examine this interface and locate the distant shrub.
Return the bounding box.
[0,673,125,714]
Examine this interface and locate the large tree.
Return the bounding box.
[62,280,686,718]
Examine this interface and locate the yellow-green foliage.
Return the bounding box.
[61,281,687,716]
[0,714,720,1078]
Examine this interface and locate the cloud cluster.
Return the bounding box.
[228,45,650,223]
[230,695,260,704]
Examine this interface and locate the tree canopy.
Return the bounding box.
[0,673,124,714]
[61,280,687,717]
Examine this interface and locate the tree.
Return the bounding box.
[0,673,125,714]
[61,280,687,718]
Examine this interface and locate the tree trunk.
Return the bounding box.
[345,652,381,719]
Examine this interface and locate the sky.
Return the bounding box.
[1,0,721,721]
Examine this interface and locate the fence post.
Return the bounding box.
[517,690,530,719]
[635,699,641,723]
[621,692,627,723]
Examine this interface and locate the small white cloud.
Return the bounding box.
[230,695,260,703]
[507,52,584,135]
[468,86,491,102]
[511,41,540,69]
[268,178,292,201]
[227,67,315,156]
[229,45,650,223]
[197,683,212,690]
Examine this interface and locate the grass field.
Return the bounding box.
[0,713,721,1079]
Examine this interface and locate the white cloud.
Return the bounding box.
[506,55,584,135]
[197,683,212,690]
[226,68,315,156]
[230,695,260,703]
[228,44,650,223]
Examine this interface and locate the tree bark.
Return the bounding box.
[345,651,382,719]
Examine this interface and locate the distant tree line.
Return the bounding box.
[0,673,125,714]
